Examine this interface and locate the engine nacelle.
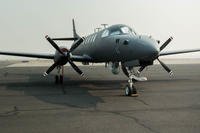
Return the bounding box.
[111,62,120,75]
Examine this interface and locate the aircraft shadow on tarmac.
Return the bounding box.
[0,68,128,109]
[0,66,192,109]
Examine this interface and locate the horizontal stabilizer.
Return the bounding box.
[52,37,78,41]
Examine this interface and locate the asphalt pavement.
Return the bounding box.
[0,63,200,133]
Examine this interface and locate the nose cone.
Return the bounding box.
[135,36,160,60]
[147,41,159,59]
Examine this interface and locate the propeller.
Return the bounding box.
[157,58,173,76]
[45,35,65,55]
[157,37,174,76]
[43,35,84,77]
[138,37,174,76]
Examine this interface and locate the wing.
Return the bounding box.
[0,51,93,62]
[160,49,200,56]
[0,51,54,59]
[71,55,93,62]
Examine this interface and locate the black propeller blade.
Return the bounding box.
[68,60,84,76]
[157,58,173,76]
[70,37,84,52]
[43,62,58,76]
[45,35,65,55]
[160,37,173,51]
[138,66,146,73]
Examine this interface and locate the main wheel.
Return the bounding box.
[125,85,132,96]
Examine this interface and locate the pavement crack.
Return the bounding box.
[109,111,159,133]
[134,98,149,106]
[93,109,159,133]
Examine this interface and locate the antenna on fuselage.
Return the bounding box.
[101,24,108,29]
[94,27,102,33]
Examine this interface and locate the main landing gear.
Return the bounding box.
[55,66,64,84]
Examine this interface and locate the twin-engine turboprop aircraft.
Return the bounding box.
[1,19,200,96]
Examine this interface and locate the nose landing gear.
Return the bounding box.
[121,64,144,97]
[124,76,139,97]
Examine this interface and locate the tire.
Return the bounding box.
[125,85,132,96]
[131,85,137,94]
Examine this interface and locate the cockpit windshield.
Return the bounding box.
[101,25,136,38]
[121,26,136,35]
[110,29,122,36]
[121,27,131,34]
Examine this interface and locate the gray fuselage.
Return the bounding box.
[72,24,159,63]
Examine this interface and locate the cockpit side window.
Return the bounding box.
[101,30,109,38]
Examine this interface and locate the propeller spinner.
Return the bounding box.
[43,35,84,77]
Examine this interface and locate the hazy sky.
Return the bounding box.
[0,0,200,59]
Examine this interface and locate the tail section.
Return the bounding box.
[51,19,80,41]
[72,19,80,39]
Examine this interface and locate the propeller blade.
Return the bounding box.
[157,58,173,76]
[69,37,84,52]
[68,60,84,76]
[45,35,65,55]
[138,66,146,73]
[43,62,58,76]
[160,37,173,51]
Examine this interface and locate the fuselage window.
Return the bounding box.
[87,36,90,44]
[85,37,88,44]
[90,35,93,43]
[83,37,86,45]
[93,34,97,42]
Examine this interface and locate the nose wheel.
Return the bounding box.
[124,76,139,97]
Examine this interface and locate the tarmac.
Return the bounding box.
[0,60,200,133]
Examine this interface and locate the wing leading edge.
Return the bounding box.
[0,51,93,62]
[0,51,54,59]
[160,49,200,56]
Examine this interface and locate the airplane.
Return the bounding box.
[1,19,200,97]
